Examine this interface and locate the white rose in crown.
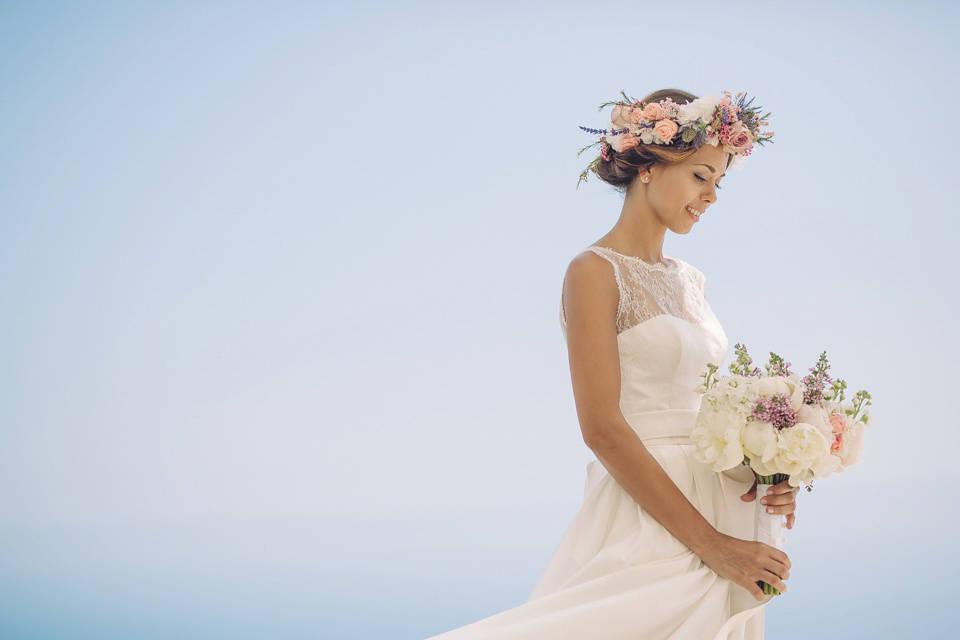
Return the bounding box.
[678,95,718,125]
[605,132,624,152]
[610,105,632,128]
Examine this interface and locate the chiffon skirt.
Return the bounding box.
[426,436,772,640]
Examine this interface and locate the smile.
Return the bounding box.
[686,206,701,221]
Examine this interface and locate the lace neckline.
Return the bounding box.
[589,245,681,271]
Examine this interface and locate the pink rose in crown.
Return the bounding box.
[653,119,679,143]
[610,105,631,128]
[620,133,640,151]
[726,122,753,152]
[642,103,665,121]
[630,109,646,124]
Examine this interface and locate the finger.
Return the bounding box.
[762,557,790,583]
[760,493,796,507]
[786,512,795,530]
[767,481,797,496]
[748,580,766,601]
[762,546,791,570]
[762,502,795,516]
[759,569,788,593]
[741,479,758,501]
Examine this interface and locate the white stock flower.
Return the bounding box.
[838,421,866,466]
[716,375,757,417]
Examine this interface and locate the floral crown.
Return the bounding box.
[577,90,774,187]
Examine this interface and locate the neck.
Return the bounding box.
[597,185,668,262]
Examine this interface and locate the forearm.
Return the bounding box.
[585,419,721,558]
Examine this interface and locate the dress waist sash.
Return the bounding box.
[622,408,699,445]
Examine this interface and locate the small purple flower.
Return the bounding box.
[751,393,798,430]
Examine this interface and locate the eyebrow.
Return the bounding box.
[695,163,725,178]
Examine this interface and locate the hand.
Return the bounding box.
[697,531,791,601]
[740,478,799,530]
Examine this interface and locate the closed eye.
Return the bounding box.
[695,174,722,190]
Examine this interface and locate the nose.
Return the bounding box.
[702,183,718,205]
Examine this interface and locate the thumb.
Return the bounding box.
[740,479,758,502]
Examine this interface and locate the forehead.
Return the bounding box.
[685,144,731,171]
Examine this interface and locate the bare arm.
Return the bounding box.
[561,253,790,599]
[561,253,719,557]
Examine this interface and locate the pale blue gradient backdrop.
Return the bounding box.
[1,1,957,638]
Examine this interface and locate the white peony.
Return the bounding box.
[755,375,806,411]
[741,420,778,464]
[691,406,747,472]
[772,423,832,487]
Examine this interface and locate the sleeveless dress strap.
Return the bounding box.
[582,247,625,324]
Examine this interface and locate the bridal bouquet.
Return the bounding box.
[691,344,873,595]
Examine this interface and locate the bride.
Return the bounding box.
[427,88,797,640]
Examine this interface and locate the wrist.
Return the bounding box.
[687,526,724,559]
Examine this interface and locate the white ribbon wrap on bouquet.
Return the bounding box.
[753,483,786,549]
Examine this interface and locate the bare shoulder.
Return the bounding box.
[562,250,619,330]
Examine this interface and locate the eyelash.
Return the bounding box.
[695,174,722,190]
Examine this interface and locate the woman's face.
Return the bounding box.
[641,143,732,233]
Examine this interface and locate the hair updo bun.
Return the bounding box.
[593,88,701,192]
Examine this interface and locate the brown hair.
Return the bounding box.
[594,88,730,192]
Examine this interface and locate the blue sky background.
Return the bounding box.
[1,1,957,638]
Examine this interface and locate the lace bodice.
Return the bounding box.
[560,246,715,336]
[559,245,728,416]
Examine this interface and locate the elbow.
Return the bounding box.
[580,417,624,452]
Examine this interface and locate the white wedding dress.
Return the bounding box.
[427,246,771,640]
